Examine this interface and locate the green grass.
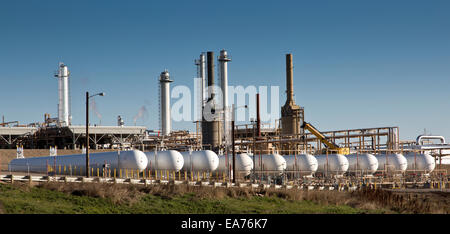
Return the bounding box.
[0,183,384,214]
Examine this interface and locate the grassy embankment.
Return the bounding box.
[2,182,446,214]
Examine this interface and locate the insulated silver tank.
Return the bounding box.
[144,150,184,172]
[217,153,254,176]
[315,154,349,175]
[346,153,379,175]
[376,153,407,173]
[283,154,318,176]
[180,150,219,172]
[8,150,148,174]
[404,152,435,172]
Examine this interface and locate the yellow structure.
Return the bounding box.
[301,122,350,155]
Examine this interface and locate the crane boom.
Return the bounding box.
[301,122,350,155]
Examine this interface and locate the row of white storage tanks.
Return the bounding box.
[8,149,436,176]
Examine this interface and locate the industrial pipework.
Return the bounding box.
[54,62,71,127]
[416,135,446,145]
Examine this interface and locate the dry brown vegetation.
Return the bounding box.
[35,182,450,213]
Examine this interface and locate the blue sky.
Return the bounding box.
[0,0,449,141]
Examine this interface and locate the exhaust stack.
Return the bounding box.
[202,51,221,149]
[218,49,231,146]
[281,54,303,135]
[159,70,172,136]
[54,62,71,127]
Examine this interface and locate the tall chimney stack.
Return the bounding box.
[207,51,215,101]
[281,53,303,136]
[202,51,221,150]
[286,54,294,104]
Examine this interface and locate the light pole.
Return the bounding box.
[86,91,105,177]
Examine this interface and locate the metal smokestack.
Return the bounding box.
[286,54,294,104]
[281,53,302,135]
[207,51,215,101]
[200,53,206,106]
[218,49,231,146]
[202,51,221,149]
[54,62,70,127]
[194,53,206,122]
[159,70,172,136]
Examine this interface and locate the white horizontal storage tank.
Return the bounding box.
[404,152,435,172]
[180,150,219,172]
[283,154,318,176]
[346,153,378,175]
[8,150,148,174]
[376,154,407,173]
[217,153,254,176]
[253,154,286,174]
[315,154,349,175]
[144,150,184,172]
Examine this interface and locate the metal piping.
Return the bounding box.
[416,135,446,145]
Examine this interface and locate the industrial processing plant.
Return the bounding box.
[1,1,450,218]
[2,51,450,187]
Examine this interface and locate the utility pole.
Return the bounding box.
[232,119,236,184]
[86,91,105,178]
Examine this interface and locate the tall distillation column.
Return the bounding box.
[202,51,221,149]
[218,50,231,148]
[54,62,71,126]
[160,70,173,136]
[195,53,206,122]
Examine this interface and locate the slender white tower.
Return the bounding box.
[194,53,206,122]
[55,62,70,126]
[199,53,206,107]
[159,70,172,136]
[218,50,231,146]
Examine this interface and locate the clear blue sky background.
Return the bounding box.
[0,0,449,141]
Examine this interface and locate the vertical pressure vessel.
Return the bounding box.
[345,153,379,175]
[283,154,318,176]
[315,154,349,175]
[144,150,184,172]
[8,150,148,174]
[217,153,254,176]
[180,150,219,172]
